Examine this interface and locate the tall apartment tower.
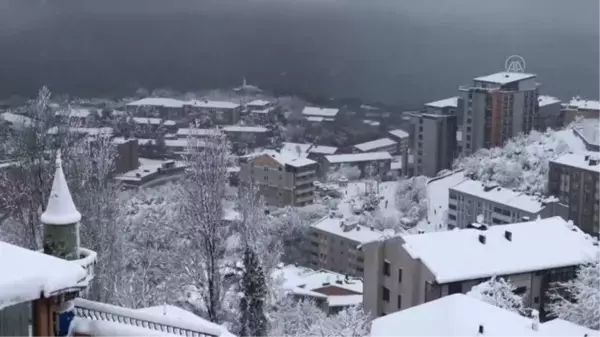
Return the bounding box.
[459,72,539,156]
[409,97,460,177]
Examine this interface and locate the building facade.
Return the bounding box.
[560,97,599,126]
[447,179,568,229]
[408,111,457,177]
[536,95,562,131]
[307,216,384,277]
[547,152,600,235]
[362,217,597,320]
[323,152,392,179]
[459,72,539,156]
[239,151,317,207]
[353,138,398,155]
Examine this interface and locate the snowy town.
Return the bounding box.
[0,61,599,337]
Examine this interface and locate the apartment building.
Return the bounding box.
[447,179,568,229]
[536,95,562,130]
[561,97,599,126]
[353,138,398,155]
[323,152,392,179]
[371,294,596,337]
[239,151,317,207]
[362,217,598,319]
[548,152,600,235]
[302,106,339,122]
[407,111,457,177]
[572,118,600,152]
[459,72,539,156]
[126,97,186,119]
[308,215,384,277]
[185,100,242,125]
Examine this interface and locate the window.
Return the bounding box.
[513,286,527,295]
[397,295,402,309]
[449,204,457,210]
[382,286,390,302]
[449,214,456,220]
[448,282,462,294]
[264,176,268,181]
[383,260,391,276]
[534,296,539,304]
[398,268,403,283]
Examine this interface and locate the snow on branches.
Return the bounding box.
[548,254,600,330]
[394,176,428,228]
[454,129,577,194]
[467,276,526,314]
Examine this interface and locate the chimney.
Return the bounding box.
[531,309,539,331]
[478,325,484,335]
[504,230,512,241]
[478,234,486,245]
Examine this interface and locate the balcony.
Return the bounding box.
[295,176,315,186]
[295,186,315,195]
[74,247,97,286]
[295,169,316,178]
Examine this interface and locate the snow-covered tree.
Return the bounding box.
[327,164,361,182]
[454,129,578,194]
[548,254,600,330]
[239,247,268,337]
[394,176,428,227]
[175,130,233,323]
[467,276,526,314]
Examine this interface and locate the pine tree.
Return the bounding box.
[239,247,268,337]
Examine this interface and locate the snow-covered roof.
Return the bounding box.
[449,179,549,213]
[246,99,271,107]
[137,305,235,337]
[281,142,312,157]
[176,128,219,137]
[309,145,338,155]
[551,152,600,173]
[354,138,397,152]
[41,152,82,225]
[221,125,268,133]
[132,117,163,125]
[388,129,409,139]
[186,99,240,109]
[0,241,86,309]
[47,127,114,136]
[566,97,600,111]
[425,96,460,109]
[306,116,325,122]
[247,150,316,167]
[55,108,92,118]
[273,264,363,306]
[311,216,384,243]
[127,98,186,108]
[474,72,536,85]
[325,152,392,164]
[537,95,561,107]
[370,294,595,337]
[0,112,32,126]
[302,106,339,117]
[402,216,598,283]
[573,119,600,147]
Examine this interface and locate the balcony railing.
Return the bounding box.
[74,247,97,286]
[74,299,220,337]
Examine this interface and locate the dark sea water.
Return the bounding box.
[0,0,598,108]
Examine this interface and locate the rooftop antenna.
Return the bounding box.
[504,55,526,73]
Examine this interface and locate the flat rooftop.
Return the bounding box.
[425,96,460,109]
[325,151,392,164]
[401,216,598,284]
[551,152,600,173]
[474,72,536,85]
[566,97,600,111]
[450,179,550,213]
[302,106,339,117]
[127,97,185,108]
[311,216,384,243]
[388,129,409,139]
[354,138,397,152]
[538,95,561,107]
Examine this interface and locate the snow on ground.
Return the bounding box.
[336,180,400,220]
[412,171,466,233]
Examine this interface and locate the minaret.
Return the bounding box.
[41,150,81,261]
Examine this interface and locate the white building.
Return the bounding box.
[302,107,339,121]
[447,179,567,229]
[370,293,596,337]
[323,152,393,178]
[561,96,600,126]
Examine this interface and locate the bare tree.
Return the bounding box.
[175,130,233,323]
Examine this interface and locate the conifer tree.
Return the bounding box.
[239,247,268,337]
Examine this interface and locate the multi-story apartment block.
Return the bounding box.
[548,152,600,235]
[185,100,242,125]
[459,72,539,156]
[561,97,599,126]
[308,215,384,277]
[362,217,598,320]
[126,97,186,119]
[407,111,457,177]
[388,129,410,177]
[424,96,462,119]
[302,106,339,122]
[447,179,568,229]
[536,95,562,130]
[353,138,398,155]
[239,151,317,207]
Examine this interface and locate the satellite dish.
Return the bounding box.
[504,55,526,73]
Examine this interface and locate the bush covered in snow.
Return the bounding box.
[467,276,526,314]
[394,176,428,227]
[454,129,577,194]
